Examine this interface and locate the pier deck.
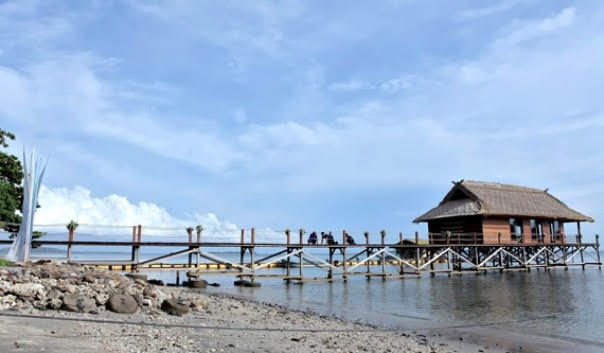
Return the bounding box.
[1,228,600,285]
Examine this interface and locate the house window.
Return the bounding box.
[509,218,522,241]
[530,219,543,242]
[549,220,560,241]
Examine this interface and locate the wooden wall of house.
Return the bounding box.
[427,216,483,243]
[482,218,512,244]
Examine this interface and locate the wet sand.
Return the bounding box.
[0,290,508,353]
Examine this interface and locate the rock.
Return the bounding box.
[161,299,190,316]
[147,279,164,286]
[234,280,260,287]
[47,298,63,310]
[46,288,63,300]
[189,297,209,311]
[125,273,147,282]
[9,283,45,299]
[107,294,139,314]
[141,298,152,307]
[61,294,97,313]
[188,279,208,288]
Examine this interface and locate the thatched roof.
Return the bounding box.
[414,180,594,223]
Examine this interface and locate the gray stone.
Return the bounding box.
[46,288,63,300]
[161,299,190,316]
[107,294,138,314]
[188,279,208,288]
[9,283,45,299]
[234,280,261,287]
[125,273,147,281]
[61,294,97,313]
[47,298,63,310]
[189,297,209,311]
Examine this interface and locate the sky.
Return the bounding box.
[1,0,603,241]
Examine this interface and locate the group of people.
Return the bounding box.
[307,231,356,245]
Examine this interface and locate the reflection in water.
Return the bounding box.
[187,266,604,345]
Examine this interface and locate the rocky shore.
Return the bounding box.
[0,261,485,353]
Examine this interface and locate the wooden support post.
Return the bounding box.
[285,229,291,283]
[240,229,245,276]
[136,225,142,269]
[67,228,74,263]
[196,228,202,268]
[364,232,371,279]
[498,232,503,272]
[299,229,303,245]
[381,231,386,278]
[446,244,451,276]
[130,226,136,262]
[399,232,404,274]
[250,227,255,283]
[187,227,193,268]
[415,231,421,273]
[596,234,601,268]
[176,271,180,286]
[578,222,585,269]
[328,248,334,280]
[475,245,480,273]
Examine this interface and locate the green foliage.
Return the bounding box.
[298,228,306,235]
[66,220,79,232]
[0,258,14,266]
[186,226,194,233]
[380,229,387,237]
[195,225,204,233]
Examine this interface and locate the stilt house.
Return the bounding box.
[414,180,594,244]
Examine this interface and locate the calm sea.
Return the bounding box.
[4,244,604,351]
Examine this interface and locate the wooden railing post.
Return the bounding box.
[299,229,303,244]
[342,230,346,245]
[251,227,255,244]
[130,226,136,262]
[286,229,291,245]
[67,228,74,262]
[399,232,403,243]
[498,232,501,245]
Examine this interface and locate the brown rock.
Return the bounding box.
[107,294,139,314]
[161,299,190,316]
[61,294,96,313]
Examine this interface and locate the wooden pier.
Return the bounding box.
[1,227,600,285]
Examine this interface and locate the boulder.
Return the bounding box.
[9,283,45,299]
[188,279,208,288]
[46,288,63,300]
[161,299,190,316]
[189,297,209,311]
[61,294,97,313]
[125,273,147,282]
[107,294,138,314]
[234,280,261,288]
[47,298,63,310]
[147,279,164,286]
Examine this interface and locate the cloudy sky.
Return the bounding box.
[1,0,602,240]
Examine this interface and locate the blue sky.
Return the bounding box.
[1,0,603,241]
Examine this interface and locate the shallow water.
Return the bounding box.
[5,245,604,349]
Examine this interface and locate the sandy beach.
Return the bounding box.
[2,262,601,353]
[0,290,499,353]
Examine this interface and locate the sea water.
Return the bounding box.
[3,242,603,350]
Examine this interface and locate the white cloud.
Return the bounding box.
[495,7,576,47]
[328,79,374,92]
[456,1,520,20]
[35,185,242,239]
[379,75,417,93]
